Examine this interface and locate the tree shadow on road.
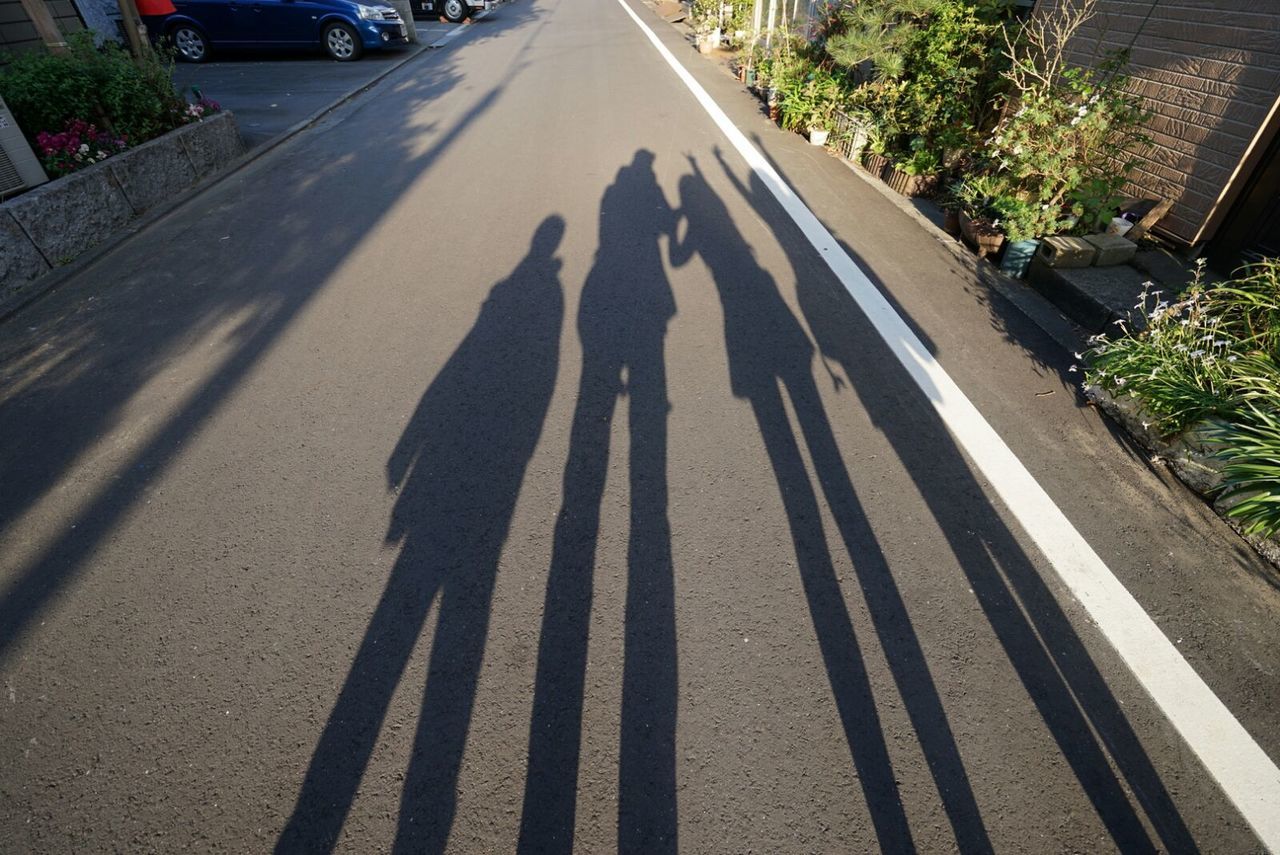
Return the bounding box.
[276,215,565,853]
[719,151,1197,853]
[0,0,548,659]
[518,150,679,855]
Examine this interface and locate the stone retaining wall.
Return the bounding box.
[0,111,245,301]
[1086,384,1280,571]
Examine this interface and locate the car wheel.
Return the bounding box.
[323,21,363,61]
[442,0,468,22]
[170,24,210,62]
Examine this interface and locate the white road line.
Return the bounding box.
[423,7,491,47]
[613,0,1280,848]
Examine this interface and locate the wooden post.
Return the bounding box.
[16,0,68,54]
[117,0,153,62]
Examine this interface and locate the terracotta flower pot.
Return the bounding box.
[861,151,889,179]
[883,166,938,198]
[943,209,961,237]
[959,211,1006,259]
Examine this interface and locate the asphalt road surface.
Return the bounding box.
[2,0,1279,851]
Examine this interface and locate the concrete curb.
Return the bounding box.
[0,112,245,320]
[0,14,490,327]
[1085,384,1280,572]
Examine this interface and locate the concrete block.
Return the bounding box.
[4,164,133,264]
[1085,232,1138,267]
[110,131,197,215]
[0,210,51,297]
[176,112,247,180]
[1036,235,1096,268]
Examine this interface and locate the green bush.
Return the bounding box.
[833,0,1010,170]
[0,32,186,147]
[1211,408,1280,539]
[1085,261,1280,435]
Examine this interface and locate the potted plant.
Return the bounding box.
[832,107,872,162]
[883,145,941,197]
[952,175,1006,258]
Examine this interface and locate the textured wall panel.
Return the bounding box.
[1041,0,1280,242]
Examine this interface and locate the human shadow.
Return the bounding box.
[518,151,679,855]
[722,151,1197,853]
[671,155,936,852]
[0,0,550,660]
[275,215,566,854]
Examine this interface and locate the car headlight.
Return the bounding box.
[356,4,386,19]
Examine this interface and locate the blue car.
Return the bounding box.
[146,0,410,62]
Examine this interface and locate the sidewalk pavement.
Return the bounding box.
[172,21,460,147]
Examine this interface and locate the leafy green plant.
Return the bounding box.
[825,0,943,83]
[895,1,1008,167]
[1210,408,1280,539]
[950,171,1069,241]
[897,144,940,176]
[982,1,1151,234]
[1085,262,1280,435]
[0,32,187,150]
[780,67,844,132]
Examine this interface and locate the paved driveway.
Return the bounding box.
[172,21,462,146]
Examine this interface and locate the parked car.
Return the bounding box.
[143,0,410,62]
[409,0,488,23]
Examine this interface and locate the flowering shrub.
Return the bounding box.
[1084,260,1280,435]
[34,119,128,177]
[182,96,222,122]
[985,53,1150,236]
[0,31,186,154]
[1084,259,1280,537]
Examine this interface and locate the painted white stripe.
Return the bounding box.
[612,0,1280,848]
[424,8,489,47]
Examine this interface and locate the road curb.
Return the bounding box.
[0,14,493,328]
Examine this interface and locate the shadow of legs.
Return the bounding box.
[750,382,916,853]
[618,348,678,855]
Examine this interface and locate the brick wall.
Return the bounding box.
[0,0,85,56]
[1042,0,1280,244]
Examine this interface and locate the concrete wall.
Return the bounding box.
[1043,0,1280,245]
[0,111,245,303]
[0,0,85,55]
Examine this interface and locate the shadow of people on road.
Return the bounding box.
[670,155,926,853]
[721,150,1196,853]
[518,151,679,855]
[276,215,566,854]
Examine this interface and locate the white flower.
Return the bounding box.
[1070,117,1082,126]
[1073,352,1083,360]
[1013,145,1024,155]
[1077,105,1089,117]
[1228,355,1238,362]
[78,143,89,154]
[1190,350,1205,357]
[1068,365,1078,373]
[1115,377,1127,387]
[1214,340,1231,347]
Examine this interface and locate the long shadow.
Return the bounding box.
[275,215,565,853]
[724,153,1198,852]
[0,0,547,660]
[671,156,927,852]
[518,151,678,855]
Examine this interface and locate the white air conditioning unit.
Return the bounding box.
[0,95,49,199]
